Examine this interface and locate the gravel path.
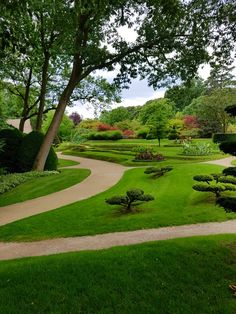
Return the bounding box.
[0,220,235,261]
[203,156,236,167]
[0,153,128,226]
[0,154,235,261]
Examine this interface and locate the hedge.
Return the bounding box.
[17,131,58,172]
[212,133,236,143]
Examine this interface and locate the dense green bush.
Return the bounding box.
[17,131,58,172]
[168,127,180,140]
[136,128,149,139]
[219,141,236,156]
[106,188,154,212]
[192,183,232,197]
[87,130,123,140]
[0,171,59,194]
[212,133,236,143]
[0,128,23,173]
[222,167,236,177]
[193,175,213,184]
[216,197,236,212]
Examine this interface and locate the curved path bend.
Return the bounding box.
[203,156,236,167]
[0,220,235,261]
[0,153,129,226]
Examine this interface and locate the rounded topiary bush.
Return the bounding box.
[219,141,236,156]
[17,131,58,172]
[0,128,23,173]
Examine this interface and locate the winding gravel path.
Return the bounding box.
[0,220,235,261]
[0,154,235,261]
[0,153,128,226]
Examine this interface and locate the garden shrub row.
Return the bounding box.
[87,130,123,140]
[212,133,236,143]
[0,171,59,194]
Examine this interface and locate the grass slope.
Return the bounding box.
[58,158,79,167]
[0,163,235,241]
[0,168,90,206]
[0,235,235,314]
[60,139,225,166]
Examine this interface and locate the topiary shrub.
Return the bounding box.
[106,188,154,212]
[216,197,236,212]
[144,166,173,178]
[17,131,58,172]
[222,167,236,177]
[219,141,236,156]
[193,175,214,184]
[192,173,236,198]
[212,133,236,143]
[192,183,230,198]
[0,128,23,173]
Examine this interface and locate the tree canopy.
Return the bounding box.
[1,0,235,169]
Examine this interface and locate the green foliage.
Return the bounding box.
[87,130,123,141]
[216,197,236,212]
[78,119,101,130]
[193,175,213,184]
[164,79,206,111]
[0,128,23,173]
[106,188,154,212]
[219,141,236,156]
[0,171,59,195]
[42,111,74,141]
[144,166,173,178]
[193,171,236,198]
[223,167,236,177]
[182,142,214,156]
[192,183,227,197]
[168,126,180,140]
[136,128,150,139]
[218,176,236,185]
[17,131,58,172]
[213,133,236,143]
[100,107,131,125]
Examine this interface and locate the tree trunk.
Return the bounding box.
[19,118,26,132]
[36,52,50,131]
[32,62,80,170]
[19,68,32,132]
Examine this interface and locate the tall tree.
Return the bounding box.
[164,79,206,111]
[139,98,174,146]
[2,0,235,170]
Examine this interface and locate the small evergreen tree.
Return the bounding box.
[106,189,154,212]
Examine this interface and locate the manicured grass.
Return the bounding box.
[59,138,225,166]
[58,158,79,167]
[0,163,235,241]
[0,168,90,206]
[231,159,236,166]
[0,235,235,313]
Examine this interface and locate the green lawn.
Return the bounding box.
[0,235,235,314]
[0,163,235,241]
[58,158,79,167]
[0,168,90,206]
[59,138,225,166]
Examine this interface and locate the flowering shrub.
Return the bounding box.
[123,129,135,138]
[0,171,59,194]
[183,115,199,129]
[133,146,164,161]
[97,123,117,131]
